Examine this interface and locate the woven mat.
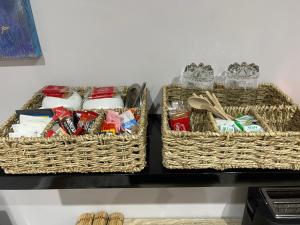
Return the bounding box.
[124,219,241,225]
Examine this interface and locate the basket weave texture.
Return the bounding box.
[162,83,300,170]
[0,87,148,174]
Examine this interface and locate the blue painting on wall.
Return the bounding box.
[0,0,42,59]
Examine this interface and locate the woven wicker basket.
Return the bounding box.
[0,86,148,174]
[162,83,300,170]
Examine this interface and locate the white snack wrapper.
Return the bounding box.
[19,115,52,125]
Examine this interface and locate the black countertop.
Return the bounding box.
[0,115,300,190]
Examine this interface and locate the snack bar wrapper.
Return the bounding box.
[74,111,98,135]
[52,107,77,135]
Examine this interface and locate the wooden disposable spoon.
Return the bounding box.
[188,96,229,120]
[188,93,233,120]
[205,91,227,115]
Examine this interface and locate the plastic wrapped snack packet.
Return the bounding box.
[45,121,68,138]
[106,110,122,133]
[52,107,77,135]
[74,111,98,135]
[121,110,138,130]
[216,119,238,133]
[244,124,264,132]
[100,122,117,135]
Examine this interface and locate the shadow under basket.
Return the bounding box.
[0,86,148,174]
[162,84,300,170]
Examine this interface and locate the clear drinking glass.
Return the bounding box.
[180,63,214,89]
[224,62,259,89]
[214,72,227,88]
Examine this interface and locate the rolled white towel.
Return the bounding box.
[83,95,124,110]
[42,91,82,110]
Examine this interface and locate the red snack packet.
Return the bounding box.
[42,85,71,98]
[88,87,116,99]
[100,121,117,135]
[52,107,77,134]
[45,122,67,138]
[169,113,191,131]
[45,130,56,138]
[74,111,98,135]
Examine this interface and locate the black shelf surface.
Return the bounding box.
[1,114,300,190]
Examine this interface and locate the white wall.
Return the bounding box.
[0,188,247,225]
[1,0,300,119]
[1,0,300,224]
